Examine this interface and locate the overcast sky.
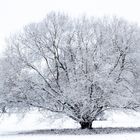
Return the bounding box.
[0,0,140,55]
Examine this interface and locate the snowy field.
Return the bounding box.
[1,133,140,140]
[1,110,140,139]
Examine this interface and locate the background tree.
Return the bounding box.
[1,13,140,129]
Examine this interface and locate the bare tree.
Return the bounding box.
[1,13,140,129]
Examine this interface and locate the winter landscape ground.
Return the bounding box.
[1,110,140,140]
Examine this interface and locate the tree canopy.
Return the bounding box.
[1,13,140,128]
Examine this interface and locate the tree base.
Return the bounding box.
[80,122,92,129]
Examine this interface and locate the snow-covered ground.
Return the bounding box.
[1,133,140,140]
[1,109,140,139]
[0,110,79,134]
[1,109,140,133]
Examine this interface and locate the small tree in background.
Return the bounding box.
[1,13,140,129]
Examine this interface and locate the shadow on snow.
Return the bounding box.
[2,127,140,135]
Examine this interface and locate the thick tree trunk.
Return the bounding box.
[80,122,92,129]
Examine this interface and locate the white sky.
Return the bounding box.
[0,0,140,55]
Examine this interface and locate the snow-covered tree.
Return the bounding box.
[1,13,140,129]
